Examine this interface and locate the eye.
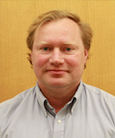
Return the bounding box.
[42,46,52,52]
[63,47,72,52]
[43,47,49,51]
[39,46,53,53]
[62,45,76,54]
[66,47,71,51]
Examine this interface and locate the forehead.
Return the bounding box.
[33,18,83,46]
[35,18,81,35]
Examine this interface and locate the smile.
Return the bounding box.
[47,69,68,74]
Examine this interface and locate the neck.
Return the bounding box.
[38,82,80,113]
[46,93,73,113]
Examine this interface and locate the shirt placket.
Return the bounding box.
[53,112,65,138]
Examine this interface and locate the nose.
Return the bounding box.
[49,48,64,65]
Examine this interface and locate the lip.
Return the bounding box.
[47,69,68,74]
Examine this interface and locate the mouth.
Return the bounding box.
[47,69,68,74]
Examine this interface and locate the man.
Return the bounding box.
[0,10,115,138]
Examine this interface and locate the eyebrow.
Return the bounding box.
[38,41,77,46]
[64,42,76,46]
[38,41,49,45]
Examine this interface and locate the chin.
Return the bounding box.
[47,81,70,88]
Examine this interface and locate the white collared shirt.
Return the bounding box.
[0,82,115,138]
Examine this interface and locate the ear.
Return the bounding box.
[28,52,33,65]
[30,53,33,64]
[84,49,88,64]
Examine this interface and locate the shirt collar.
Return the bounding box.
[35,81,83,116]
[35,82,48,117]
[70,81,83,114]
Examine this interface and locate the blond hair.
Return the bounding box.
[26,10,93,64]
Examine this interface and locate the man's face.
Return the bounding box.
[31,18,88,89]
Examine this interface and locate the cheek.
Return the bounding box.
[66,55,80,67]
[32,54,49,68]
[66,53,86,69]
[38,57,47,67]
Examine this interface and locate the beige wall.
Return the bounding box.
[0,0,115,102]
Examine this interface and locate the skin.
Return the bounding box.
[31,18,88,113]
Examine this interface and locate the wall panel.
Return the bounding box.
[0,0,115,102]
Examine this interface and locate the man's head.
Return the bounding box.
[27,10,93,91]
[26,10,93,65]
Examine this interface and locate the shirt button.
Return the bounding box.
[57,119,61,124]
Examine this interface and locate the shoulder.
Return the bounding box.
[0,87,36,123]
[81,83,115,128]
[0,87,35,108]
[83,83,115,100]
[82,83,115,110]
